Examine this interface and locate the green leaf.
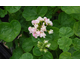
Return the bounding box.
[72,51,80,59]
[0,8,7,18]
[58,37,72,52]
[58,12,76,28]
[37,6,48,17]
[59,52,71,59]
[42,51,53,59]
[39,51,53,59]
[0,20,21,42]
[72,38,80,50]
[10,47,23,59]
[68,46,76,54]
[53,20,61,28]
[5,42,13,49]
[59,27,74,37]
[70,13,80,21]
[19,34,27,46]
[45,7,53,19]
[49,39,58,50]
[19,52,33,59]
[5,6,21,13]
[33,46,42,56]
[46,27,59,40]
[22,6,48,21]
[22,38,34,52]
[61,6,80,14]
[22,6,37,21]
[73,21,80,37]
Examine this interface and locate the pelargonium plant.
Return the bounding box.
[0,6,80,59]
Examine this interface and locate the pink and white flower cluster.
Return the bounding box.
[28,16,53,38]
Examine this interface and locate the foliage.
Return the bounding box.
[0,6,80,59]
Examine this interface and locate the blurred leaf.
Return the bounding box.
[22,38,34,52]
[37,6,48,17]
[58,37,72,52]
[72,38,80,50]
[5,6,21,13]
[46,27,59,40]
[72,51,80,59]
[19,52,33,59]
[33,46,43,56]
[42,51,53,59]
[22,6,48,21]
[59,52,71,59]
[45,7,53,19]
[53,20,61,28]
[59,27,74,37]
[73,21,80,37]
[58,12,76,28]
[10,47,23,59]
[49,39,58,50]
[5,42,13,49]
[68,46,76,54]
[22,6,37,21]
[0,8,7,17]
[70,13,80,21]
[61,6,80,14]
[0,20,21,42]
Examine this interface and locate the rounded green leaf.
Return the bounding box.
[72,38,80,50]
[58,37,72,52]
[59,27,74,37]
[59,52,71,59]
[49,40,58,50]
[53,20,61,28]
[73,21,80,37]
[70,13,80,21]
[6,42,13,49]
[37,6,48,17]
[22,6,37,21]
[58,12,76,28]
[0,20,21,42]
[33,46,42,56]
[42,51,53,59]
[68,46,76,54]
[0,8,7,18]
[61,6,80,14]
[22,6,48,21]
[10,47,23,59]
[72,51,80,59]
[46,27,59,40]
[5,6,21,13]
[22,38,34,52]
[19,52,33,59]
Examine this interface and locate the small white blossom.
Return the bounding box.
[44,49,47,53]
[45,43,51,48]
[44,40,48,43]
[48,29,53,34]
